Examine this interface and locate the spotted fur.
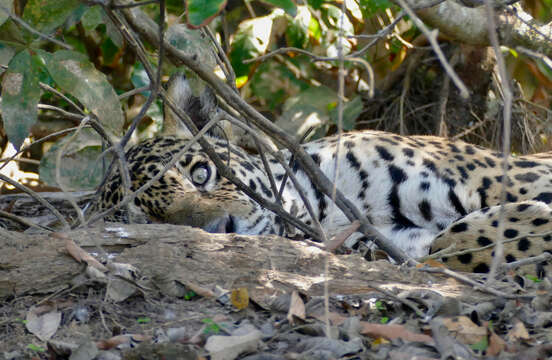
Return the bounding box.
[99,77,552,276]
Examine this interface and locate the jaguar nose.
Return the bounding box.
[204,215,236,233]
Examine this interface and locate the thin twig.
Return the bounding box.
[484,0,513,283]
[418,266,531,300]
[39,83,85,115]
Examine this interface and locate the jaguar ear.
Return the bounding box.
[163,72,216,137]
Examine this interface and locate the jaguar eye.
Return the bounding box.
[191,163,210,185]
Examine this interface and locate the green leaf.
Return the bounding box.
[330,96,363,131]
[470,336,488,351]
[0,0,13,27]
[137,317,151,323]
[40,49,124,137]
[1,50,41,150]
[166,25,216,71]
[286,6,311,48]
[380,316,389,324]
[264,0,297,17]
[27,344,45,352]
[186,0,226,28]
[39,128,110,190]
[81,5,104,33]
[22,0,80,35]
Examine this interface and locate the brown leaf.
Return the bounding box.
[287,290,306,324]
[442,316,486,345]
[360,322,434,344]
[487,330,507,356]
[506,321,530,343]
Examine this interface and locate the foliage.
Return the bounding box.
[0,0,551,191]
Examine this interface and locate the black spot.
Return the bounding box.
[464,145,476,155]
[477,236,492,246]
[310,153,321,165]
[491,220,498,227]
[514,172,540,183]
[420,182,430,191]
[375,146,394,161]
[544,235,552,242]
[450,222,468,233]
[466,163,476,171]
[513,160,539,168]
[359,170,368,181]
[240,161,255,171]
[249,179,257,191]
[457,253,472,264]
[418,200,432,221]
[402,148,414,157]
[449,190,467,216]
[379,137,399,145]
[509,217,519,222]
[447,143,461,153]
[457,166,469,180]
[473,263,490,273]
[506,193,518,202]
[532,218,549,226]
[388,165,407,184]
[518,238,531,251]
[504,229,518,238]
[505,254,517,263]
[519,188,527,195]
[454,154,465,161]
[534,192,552,204]
[422,159,437,173]
[258,178,273,198]
[484,157,496,167]
[346,151,361,170]
[344,140,355,148]
[477,177,492,208]
[474,159,488,168]
[517,203,531,212]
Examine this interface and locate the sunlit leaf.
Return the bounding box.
[1,50,40,150]
[0,0,13,27]
[22,0,80,35]
[39,128,109,190]
[264,0,297,16]
[187,0,226,28]
[230,9,285,77]
[40,49,124,137]
[321,4,354,34]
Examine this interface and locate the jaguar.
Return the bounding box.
[99,75,552,276]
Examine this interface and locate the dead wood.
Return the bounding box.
[0,223,497,305]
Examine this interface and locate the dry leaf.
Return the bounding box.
[442,316,486,344]
[506,321,530,343]
[96,334,151,350]
[59,233,107,272]
[26,306,61,341]
[487,330,507,356]
[287,290,306,323]
[231,288,249,310]
[360,322,433,344]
